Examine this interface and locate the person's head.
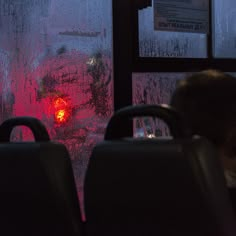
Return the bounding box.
[171,70,236,162]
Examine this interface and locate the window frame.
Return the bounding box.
[132,0,236,72]
[112,0,236,135]
[112,0,236,110]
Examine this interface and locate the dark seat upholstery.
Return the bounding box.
[84,105,236,236]
[229,188,236,214]
[0,117,84,236]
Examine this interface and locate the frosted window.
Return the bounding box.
[213,0,236,58]
[0,0,113,215]
[139,1,207,58]
[133,73,187,137]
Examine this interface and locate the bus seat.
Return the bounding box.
[84,105,236,236]
[0,117,84,236]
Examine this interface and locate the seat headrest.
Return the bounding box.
[85,137,236,236]
[0,117,84,236]
[85,105,236,236]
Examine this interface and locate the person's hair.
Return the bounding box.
[171,70,236,157]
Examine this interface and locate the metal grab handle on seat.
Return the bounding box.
[105,104,191,140]
[0,117,50,142]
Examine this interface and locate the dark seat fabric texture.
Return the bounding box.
[0,117,84,236]
[0,143,84,236]
[84,137,236,236]
[229,188,236,214]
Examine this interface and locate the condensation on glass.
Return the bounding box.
[138,1,207,58]
[133,73,188,137]
[213,0,236,58]
[0,0,113,213]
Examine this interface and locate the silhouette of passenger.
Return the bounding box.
[171,70,236,187]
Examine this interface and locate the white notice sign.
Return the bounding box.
[154,0,209,33]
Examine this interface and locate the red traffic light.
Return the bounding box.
[53,97,71,124]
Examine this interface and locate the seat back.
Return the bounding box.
[84,105,236,236]
[0,117,84,236]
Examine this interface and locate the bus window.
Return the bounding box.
[138,1,207,58]
[0,0,113,214]
[133,72,185,137]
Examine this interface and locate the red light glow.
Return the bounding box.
[53,97,71,124]
[55,109,69,123]
[54,97,68,109]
